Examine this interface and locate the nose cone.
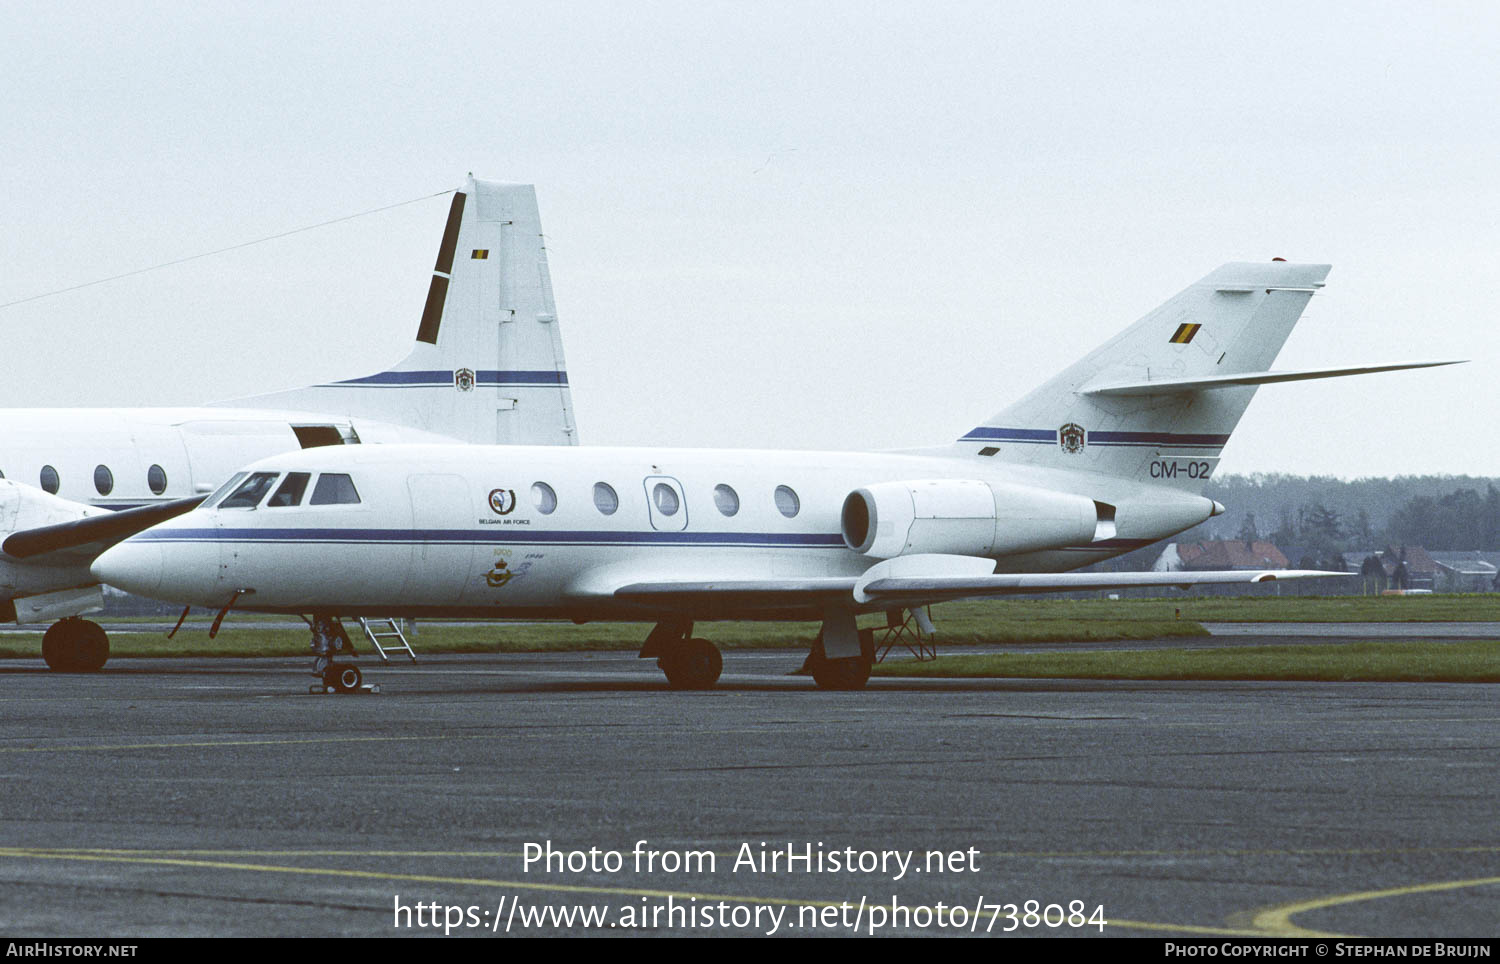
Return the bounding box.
[92,539,163,596]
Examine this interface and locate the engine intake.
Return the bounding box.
[841,479,1099,559]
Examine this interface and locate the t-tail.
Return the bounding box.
[212,177,577,445]
[957,261,1458,492]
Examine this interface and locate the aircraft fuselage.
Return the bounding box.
[95,443,1217,621]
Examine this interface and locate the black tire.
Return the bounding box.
[810,655,871,691]
[41,618,109,673]
[328,663,362,693]
[659,638,722,690]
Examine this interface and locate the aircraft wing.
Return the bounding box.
[2,496,207,563]
[849,568,1344,605]
[612,567,1346,613]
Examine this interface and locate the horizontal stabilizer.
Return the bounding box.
[1081,360,1464,397]
[2,496,206,561]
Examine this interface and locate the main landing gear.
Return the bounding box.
[41,617,109,673]
[799,627,876,691]
[640,619,722,690]
[640,615,878,691]
[307,615,375,694]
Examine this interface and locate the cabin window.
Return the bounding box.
[147,464,168,495]
[593,482,619,515]
[714,484,740,516]
[774,485,800,518]
[652,482,680,516]
[309,473,361,505]
[220,472,280,509]
[206,472,248,507]
[40,465,59,494]
[531,481,557,514]
[94,465,114,496]
[267,472,312,507]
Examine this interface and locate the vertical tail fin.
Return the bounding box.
[959,262,1331,491]
[212,177,578,445]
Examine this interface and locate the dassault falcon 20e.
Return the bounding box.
[2,177,576,671]
[94,260,1456,690]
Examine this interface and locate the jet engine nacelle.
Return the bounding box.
[841,479,1099,559]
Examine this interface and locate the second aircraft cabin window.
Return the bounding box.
[267,472,311,507]
[531,481,557,515]
[40,465,59,494]
[147,464,168,495]
[774,485,800,518]
[94,465,113,496]
[309,473,361,506]
[593,482,619,515]
[652,482,680,516]
[713,484,740,516]
[219,472,280,509]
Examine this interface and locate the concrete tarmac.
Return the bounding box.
[1,650,1497,938]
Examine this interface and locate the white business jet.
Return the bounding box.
[2,177,576,670]
[93,260,1456,690]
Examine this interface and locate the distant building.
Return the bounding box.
[1357,545,1439,593]
[1429,552,1500,592]
[1153,540,1290,572]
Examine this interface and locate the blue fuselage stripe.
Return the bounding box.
[959,428,1057,443]
[130,528,1153,554]
[133,528,848,548]
[959,427,1228,448]
[322,370,569,388]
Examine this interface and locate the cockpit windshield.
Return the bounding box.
[205,472,248,508]
[218,472,280,509]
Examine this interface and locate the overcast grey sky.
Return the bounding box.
[3,1,1496,478]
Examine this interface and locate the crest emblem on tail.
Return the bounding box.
[1059,423,1086,454]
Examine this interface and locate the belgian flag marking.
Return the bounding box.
[471,249,490,259]
[1170,322,1201,344]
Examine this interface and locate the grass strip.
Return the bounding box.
[871,640,1500,683]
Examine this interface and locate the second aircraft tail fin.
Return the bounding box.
[213,177,577,446]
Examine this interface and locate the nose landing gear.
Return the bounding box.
[306,615,379,694]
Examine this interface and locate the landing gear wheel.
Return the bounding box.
[326,663,362,693]
[658,638,722,690]
[810,655,872,691]
[41,618,109,672]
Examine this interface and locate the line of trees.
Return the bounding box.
[1201,475,1500,553]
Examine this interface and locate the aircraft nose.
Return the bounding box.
[92,540,164,597]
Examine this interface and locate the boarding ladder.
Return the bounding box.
[357,617,418,662]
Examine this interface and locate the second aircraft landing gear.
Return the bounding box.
[641,619,723,690]
[41,617,109,672]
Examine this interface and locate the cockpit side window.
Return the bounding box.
[267,472,312,507]
[219,472,280,509]
[206,472,249,507]
[309,473,361,506]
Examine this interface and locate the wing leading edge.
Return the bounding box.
[2,496,207,562]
